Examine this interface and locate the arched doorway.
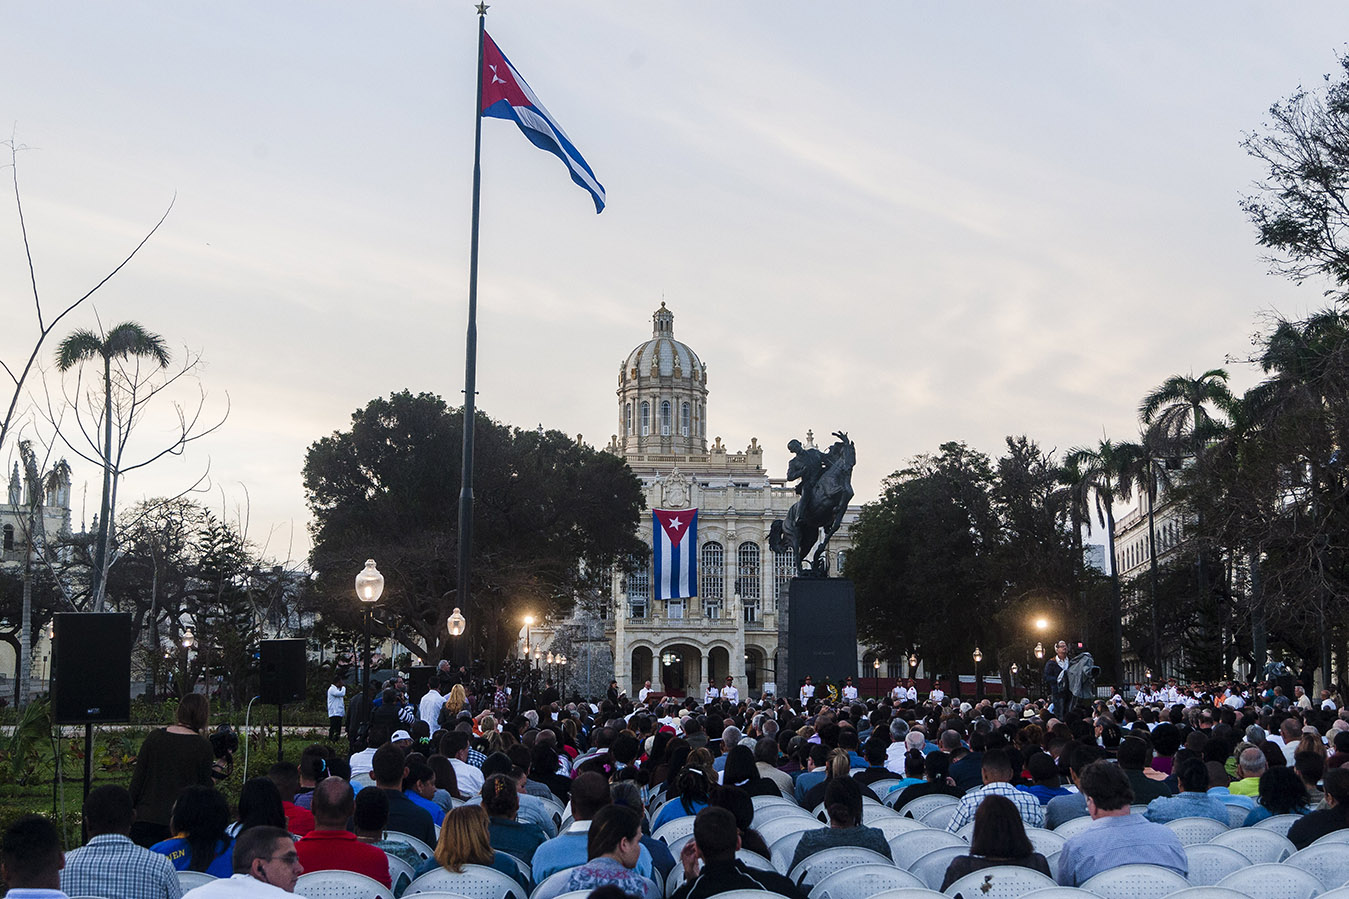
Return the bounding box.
[657,644,701,697]
[745,647,766,694]
[708,646,730,687]
[630,646,654,697]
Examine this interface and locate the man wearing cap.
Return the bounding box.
[799,676,815,705]
[720,677,739,704]
[841,677,858,702]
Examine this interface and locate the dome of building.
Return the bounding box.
[623,303,704,379]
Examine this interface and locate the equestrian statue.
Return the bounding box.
[769,431,856,577]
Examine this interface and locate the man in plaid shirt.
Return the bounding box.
[492,676,511,717]
[946,748,1045,832]
[61,785,182,899]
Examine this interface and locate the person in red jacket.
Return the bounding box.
[268,763,316,837]
[295,778,391,886]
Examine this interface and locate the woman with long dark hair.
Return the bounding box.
[940,795,1050,889]
[721,744,780,798]
[128,694,215,847]
[652,764,712,830]
[561,805,659,899]
[1243,766,1312,827]
[789,776,891,871]
[229,777,287,836]
[150,785,233,876]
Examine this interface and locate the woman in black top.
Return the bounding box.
[127,694,215,846]
[940,795,1050,892]
[721,745,781,798]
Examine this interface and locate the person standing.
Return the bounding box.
[704,682,720,705]
[639,680,653,703]
[418,675,445,734]
[842,677,858,702]
[799,676,814,705]
[325,675,346,742]
[128,694,215,847]
[1043,641,1072,718]
[720,676,739,704]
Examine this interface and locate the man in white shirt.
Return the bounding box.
[905,682,918,702]
[842,677,858,702]
[720,676,739,704]
[417,675,444,734]
[1322,690,1339,712]
[326,675,347,742]
[638,680,653,703]
[930,686,946,704]
[443,730,484,796]
[183,826,303,898]
[799,676,815,705]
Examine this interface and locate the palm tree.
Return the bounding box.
[55,322,170,611]
[1064,438,1140,687]
[1140,370,1234,677]
[16,439,70,707]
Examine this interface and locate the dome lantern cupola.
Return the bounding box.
[616,303,708,457]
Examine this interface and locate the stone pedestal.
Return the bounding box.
[784,578,857,699]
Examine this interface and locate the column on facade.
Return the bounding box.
[613,569,628,691]
[699,652,709,698]
[760,536,773,616]
[724,528,737,624]
[733,607,747,699]
[651,649,661,693]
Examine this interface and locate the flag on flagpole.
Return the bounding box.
[480,31,606,213]
[653,509,697,601]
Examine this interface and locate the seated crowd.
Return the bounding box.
[9,673,1349,899]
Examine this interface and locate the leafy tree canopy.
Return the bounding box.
[302,391,646,666]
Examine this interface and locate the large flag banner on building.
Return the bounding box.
[653,509,697,601]
[480,31,606,213]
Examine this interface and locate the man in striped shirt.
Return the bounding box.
[61,786,182,899]
[946,748,1045,833]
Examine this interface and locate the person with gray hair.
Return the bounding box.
[1228,747,1268,797]
[713,726,742,773]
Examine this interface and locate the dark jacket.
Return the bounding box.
[1124,768,1173,805]
[670,859,806,899]
[382,788,436,847]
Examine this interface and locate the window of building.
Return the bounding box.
[660,401,672,436]
[773,549,794,610]
[667,597,684,619]
[626,558,650,618]
[625,403,633,436]
[2,524,11,551]
[681,402,690,436]
[738,542,761,622]
[887,660,902,679]
[701,541,724,618]
[640,402,650,436]
[836,550,847,576]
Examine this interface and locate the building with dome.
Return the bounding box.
[584,303,859,701]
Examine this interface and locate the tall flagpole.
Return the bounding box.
[457,2,488,669]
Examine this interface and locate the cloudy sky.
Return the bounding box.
[3,2,1346,565]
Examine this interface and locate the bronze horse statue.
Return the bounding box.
[770,431,855,577]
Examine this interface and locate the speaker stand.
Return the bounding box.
[82,723,93,799]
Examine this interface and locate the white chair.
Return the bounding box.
[408,894,478,899]
[708,892,801,899]
[941,866,1057,899]
[1181,843,1249,886]
[811,863,923,899]
[867,778,904,797]
[771,829,813,875]
[1129,804,1150,816]
[753,795,802,814]
[891,830,966,870]
[404,864,526,899]
[1210,827,1296,863]
[533,869,579,899]
[176,871,217,891]
[1218,863,1324,899]
[548,893,590,899]
[899,795,961,820]
[955,823,975,842]
[295,871,396,899]
[738,849,777,872]
[388,854,419,891]
[874,816,929,840]
[1160,889,1254,899]
[383,830,437,860]
[1163,816,1229,846]
[909,847,972,891]
[1023,828,1066,857]
[1049,816,1095,839]
[921,805,958,830]
[653,816,697,847]
[870,891,949,899]
[757,813,824,846]
[1224,803,1252,829]
[1312,830,1349,847]
[498,856,532,889]
[789,846,895,889]
[1078,863,1190,899]
[1017,889,1093,899]
[1287,843,1349,891]
[866,804,902,824]
[1317,888,1349,899]
[812,802,829,821]
[1252,814,1304,838]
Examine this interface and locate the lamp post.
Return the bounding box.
[181,628,194,696]
[1010,662,1019,699]
[557,653,567,699]
[446,607,466,675]
[973,646,983,701]
[355,559,385,738]
[1034,642,1044,700]
[873,657,881,698]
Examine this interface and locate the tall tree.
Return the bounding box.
[303,391,646,666]
[55,323,169,610]
[1064,439,1140,687]
[12,440,70,707]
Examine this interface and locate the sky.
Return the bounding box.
[2,2,1347,566]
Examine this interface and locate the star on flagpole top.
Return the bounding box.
[475,2,489,16]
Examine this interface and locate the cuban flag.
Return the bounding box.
[653,509,697,601]
[481,32,606,213]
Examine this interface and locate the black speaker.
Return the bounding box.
[259,639,307,705]
[52,613,132,724]
[407,665,437,705]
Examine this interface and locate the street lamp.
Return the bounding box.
[1010,662,1019,698]
[908,652,918,673]
[1034,642,1044,660]
[973,647,983,701]
[1035,617,1048,632]
[355,559,385,737]
[446,607,466,671]
[873,657,881,698]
